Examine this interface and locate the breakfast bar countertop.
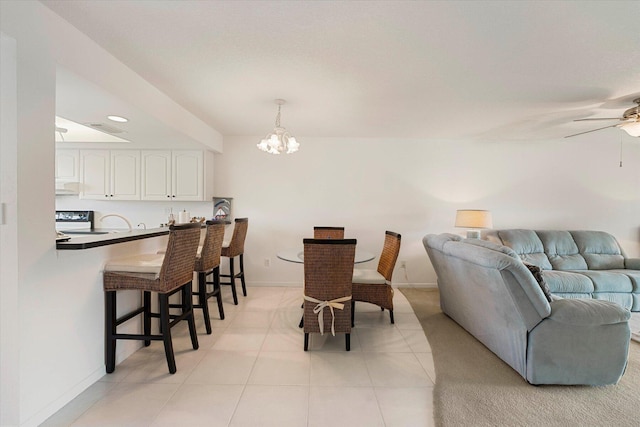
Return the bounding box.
[56,227,170,250]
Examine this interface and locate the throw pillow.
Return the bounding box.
[523,263,553,302]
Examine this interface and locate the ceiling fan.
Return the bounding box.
[565,98,640,138]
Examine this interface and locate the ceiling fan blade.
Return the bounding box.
[573,118,621,121]
[564,123,619,138]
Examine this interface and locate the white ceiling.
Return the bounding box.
[43,0,640,142]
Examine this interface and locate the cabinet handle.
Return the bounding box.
[166,195,170,198]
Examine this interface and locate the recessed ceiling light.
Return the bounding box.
[107,115,128,123]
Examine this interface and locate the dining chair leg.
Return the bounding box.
[143,291,152,346]
[389,309,395,324]
[105,291,117,374]
[351,301,355,327]
[345,333,351,351]
[239,254,247,297]
[159,293,177,374]
[298,315,304,328]
[304,333,309,351]
[183,283,199,350]
[197,272,212,334]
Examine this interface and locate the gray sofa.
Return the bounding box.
[486,230,640,312]
[423,233,631,385]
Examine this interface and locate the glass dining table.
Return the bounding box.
[276,248,376,264]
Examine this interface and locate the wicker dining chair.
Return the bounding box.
[351,231,401,325]
[220,217,249,305]
[313,226,345,239]
[103,222,201,374]
[193,220,226,334]
[303,238,356,351]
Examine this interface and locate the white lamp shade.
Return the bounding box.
[455,210,493,229]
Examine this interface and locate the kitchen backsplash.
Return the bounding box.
[55,198,214,229]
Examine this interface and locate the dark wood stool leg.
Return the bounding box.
[389,309,395,324]
[105,291,117,373]
[304,333,309,351]
[229,258,238,305]
[213,266,225,320]
[239,253,247,297]
[198,272,212,334]
[143,291,151,346]
[159,293,176,374]
[183,282,199,350]
[346,333,351,351]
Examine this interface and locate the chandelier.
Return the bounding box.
[257,99,300,154]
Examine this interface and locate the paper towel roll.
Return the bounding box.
[178,210,190,224]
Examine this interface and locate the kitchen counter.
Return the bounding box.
[56,227,170,250]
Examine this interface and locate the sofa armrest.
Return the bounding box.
[548,298,630,326]
[625,257,640,270]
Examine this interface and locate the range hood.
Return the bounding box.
[55,181,80,195]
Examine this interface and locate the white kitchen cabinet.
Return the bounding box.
[55,149,79,182]
[110,150,141,200]
[79,150,141,200]
[142,150,214,201]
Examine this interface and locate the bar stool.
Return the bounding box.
[103,223,201,374]
[220,217,249,305]
[194,220,226,334]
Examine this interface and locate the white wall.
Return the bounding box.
[216,135,640,287]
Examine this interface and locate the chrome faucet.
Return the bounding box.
[137,223,147,230]
[98,214,133,231]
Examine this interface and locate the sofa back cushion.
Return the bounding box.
[570,231,625,270]
[489,229,553,270]
[536,230,588,270]
[486,229,626,271]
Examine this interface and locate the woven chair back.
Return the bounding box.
[303,238,356,334]
[195,221,226,272]
[313,226,345,239]
[159,223,202,291]
[377,231,401,281]
[225,218,249,257]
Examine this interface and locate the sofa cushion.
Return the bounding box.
[541,271,594,294]
[536,230,588,271]
[496,230,552,270]
[608,269,640,293]
[524,263,553,302]
[570,231,625,270]
[569,270,633,293]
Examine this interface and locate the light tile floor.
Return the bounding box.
[42,286,435,426]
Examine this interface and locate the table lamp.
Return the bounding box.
[455,209,493,239]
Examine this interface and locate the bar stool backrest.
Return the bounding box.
[196,221,226,272]
[225,218,249,257]
[160,223,202,291]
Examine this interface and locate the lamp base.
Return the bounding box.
[466,230,481,239]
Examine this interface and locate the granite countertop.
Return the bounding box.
[56,227,170,250]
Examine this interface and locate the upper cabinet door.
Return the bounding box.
[172,150,203,201]
[79,150,110,200]
[55,149,79,182]
[110,150,141,200]
[141,150,172,201]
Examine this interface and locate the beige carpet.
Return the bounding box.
[399,287,640,427]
